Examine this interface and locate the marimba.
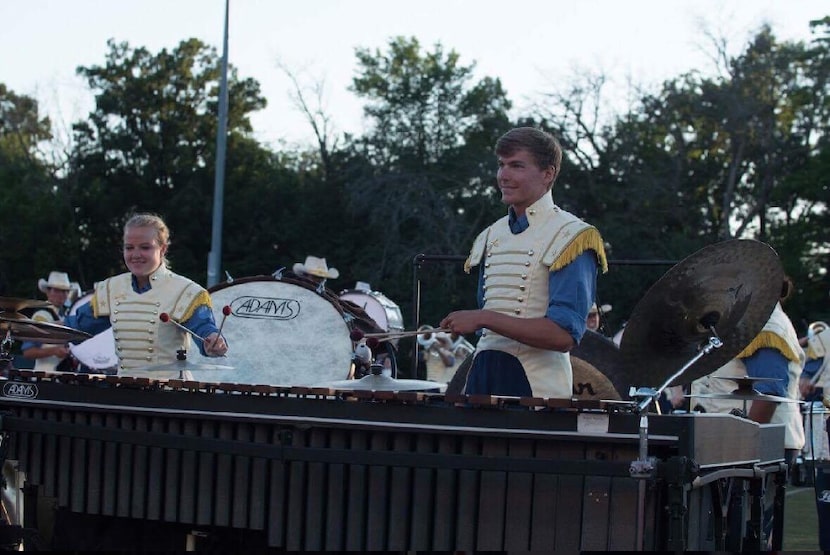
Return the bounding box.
[0,371,787,551]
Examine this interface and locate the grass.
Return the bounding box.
[783,486,821,552]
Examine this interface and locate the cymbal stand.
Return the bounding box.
[629,333,723,550]
[0,331,13,375]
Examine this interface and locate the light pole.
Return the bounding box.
[207,0,230,288]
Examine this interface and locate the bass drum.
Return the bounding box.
[191,276,356,386]
[338,289,404,338]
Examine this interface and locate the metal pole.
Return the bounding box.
[207,0,230,288]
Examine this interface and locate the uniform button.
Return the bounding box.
[521,274,528,280]
[514,308,522,314]
[524,261,531,267]
[519,285,526,291]
[517,297,524,303]
[527,250,534,256]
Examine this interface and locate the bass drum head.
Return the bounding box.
[571,356,622,401]
[572,330,630,400]
[191,277,354,386]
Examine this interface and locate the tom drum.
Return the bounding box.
[338,288,404,338]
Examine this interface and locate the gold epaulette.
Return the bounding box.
[737,330,800,363]
[179,290,213,323]
[550,227,608,274]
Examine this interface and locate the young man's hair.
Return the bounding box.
[495,127,563,185]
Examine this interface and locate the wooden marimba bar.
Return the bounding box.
[0,371,787,551]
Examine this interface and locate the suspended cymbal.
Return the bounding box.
[134,359,235,373]
[572,330,630,399]
[620,239,783,388]
[711,375,782,388]
[686,391,801,404]
[0,317,92,343]
[0,297,53,312]
[571,356,622,401]
[319,374,446,392]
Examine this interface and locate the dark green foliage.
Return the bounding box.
[0,19,828,375]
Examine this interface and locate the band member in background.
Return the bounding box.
[21,271,76,371]
[65,213,228,379]
[586,302,612,334]
[291,255,339,287]
[440,127,608,399]
[691,279,805,548]
[692,280,805,464]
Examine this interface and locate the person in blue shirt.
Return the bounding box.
[20,271,75,371]
[440,127,607,400]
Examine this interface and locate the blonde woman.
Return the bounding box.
[66,213,228,378]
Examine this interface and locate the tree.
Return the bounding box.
[0,84,78,296]
[65,38,271,285]
[341,36,513,331]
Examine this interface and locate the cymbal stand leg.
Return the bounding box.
[0,332,13,375]
[629,333,723,550]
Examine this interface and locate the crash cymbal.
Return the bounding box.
[319,374,446,392]
[134,359,235,373]
[686,391,801,404]
[571,356,622,401]
[619,239,783,388]
[0,317,92,343]
[0,297,53,312]
[572,330,630,399]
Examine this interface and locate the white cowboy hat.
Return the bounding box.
[292,256,339,279]
[589,303,612,315]
[38,271,72,293]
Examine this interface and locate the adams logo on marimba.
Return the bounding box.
[2,382,38,399]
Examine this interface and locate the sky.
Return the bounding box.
[1,0,827,150]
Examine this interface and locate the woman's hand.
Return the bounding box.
[203,333,228,357]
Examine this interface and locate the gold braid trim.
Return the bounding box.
[736,330,800,363]
[91,295,99,318]
[550,227,609,274]
[179,290,213,323]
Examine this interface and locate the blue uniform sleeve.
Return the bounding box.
[183,305,221,356]
[547,251,598,345]
[63,302,111,338]
[742,347,789,397]
[20,340,40,351]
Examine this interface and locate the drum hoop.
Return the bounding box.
[209,275,347,317]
